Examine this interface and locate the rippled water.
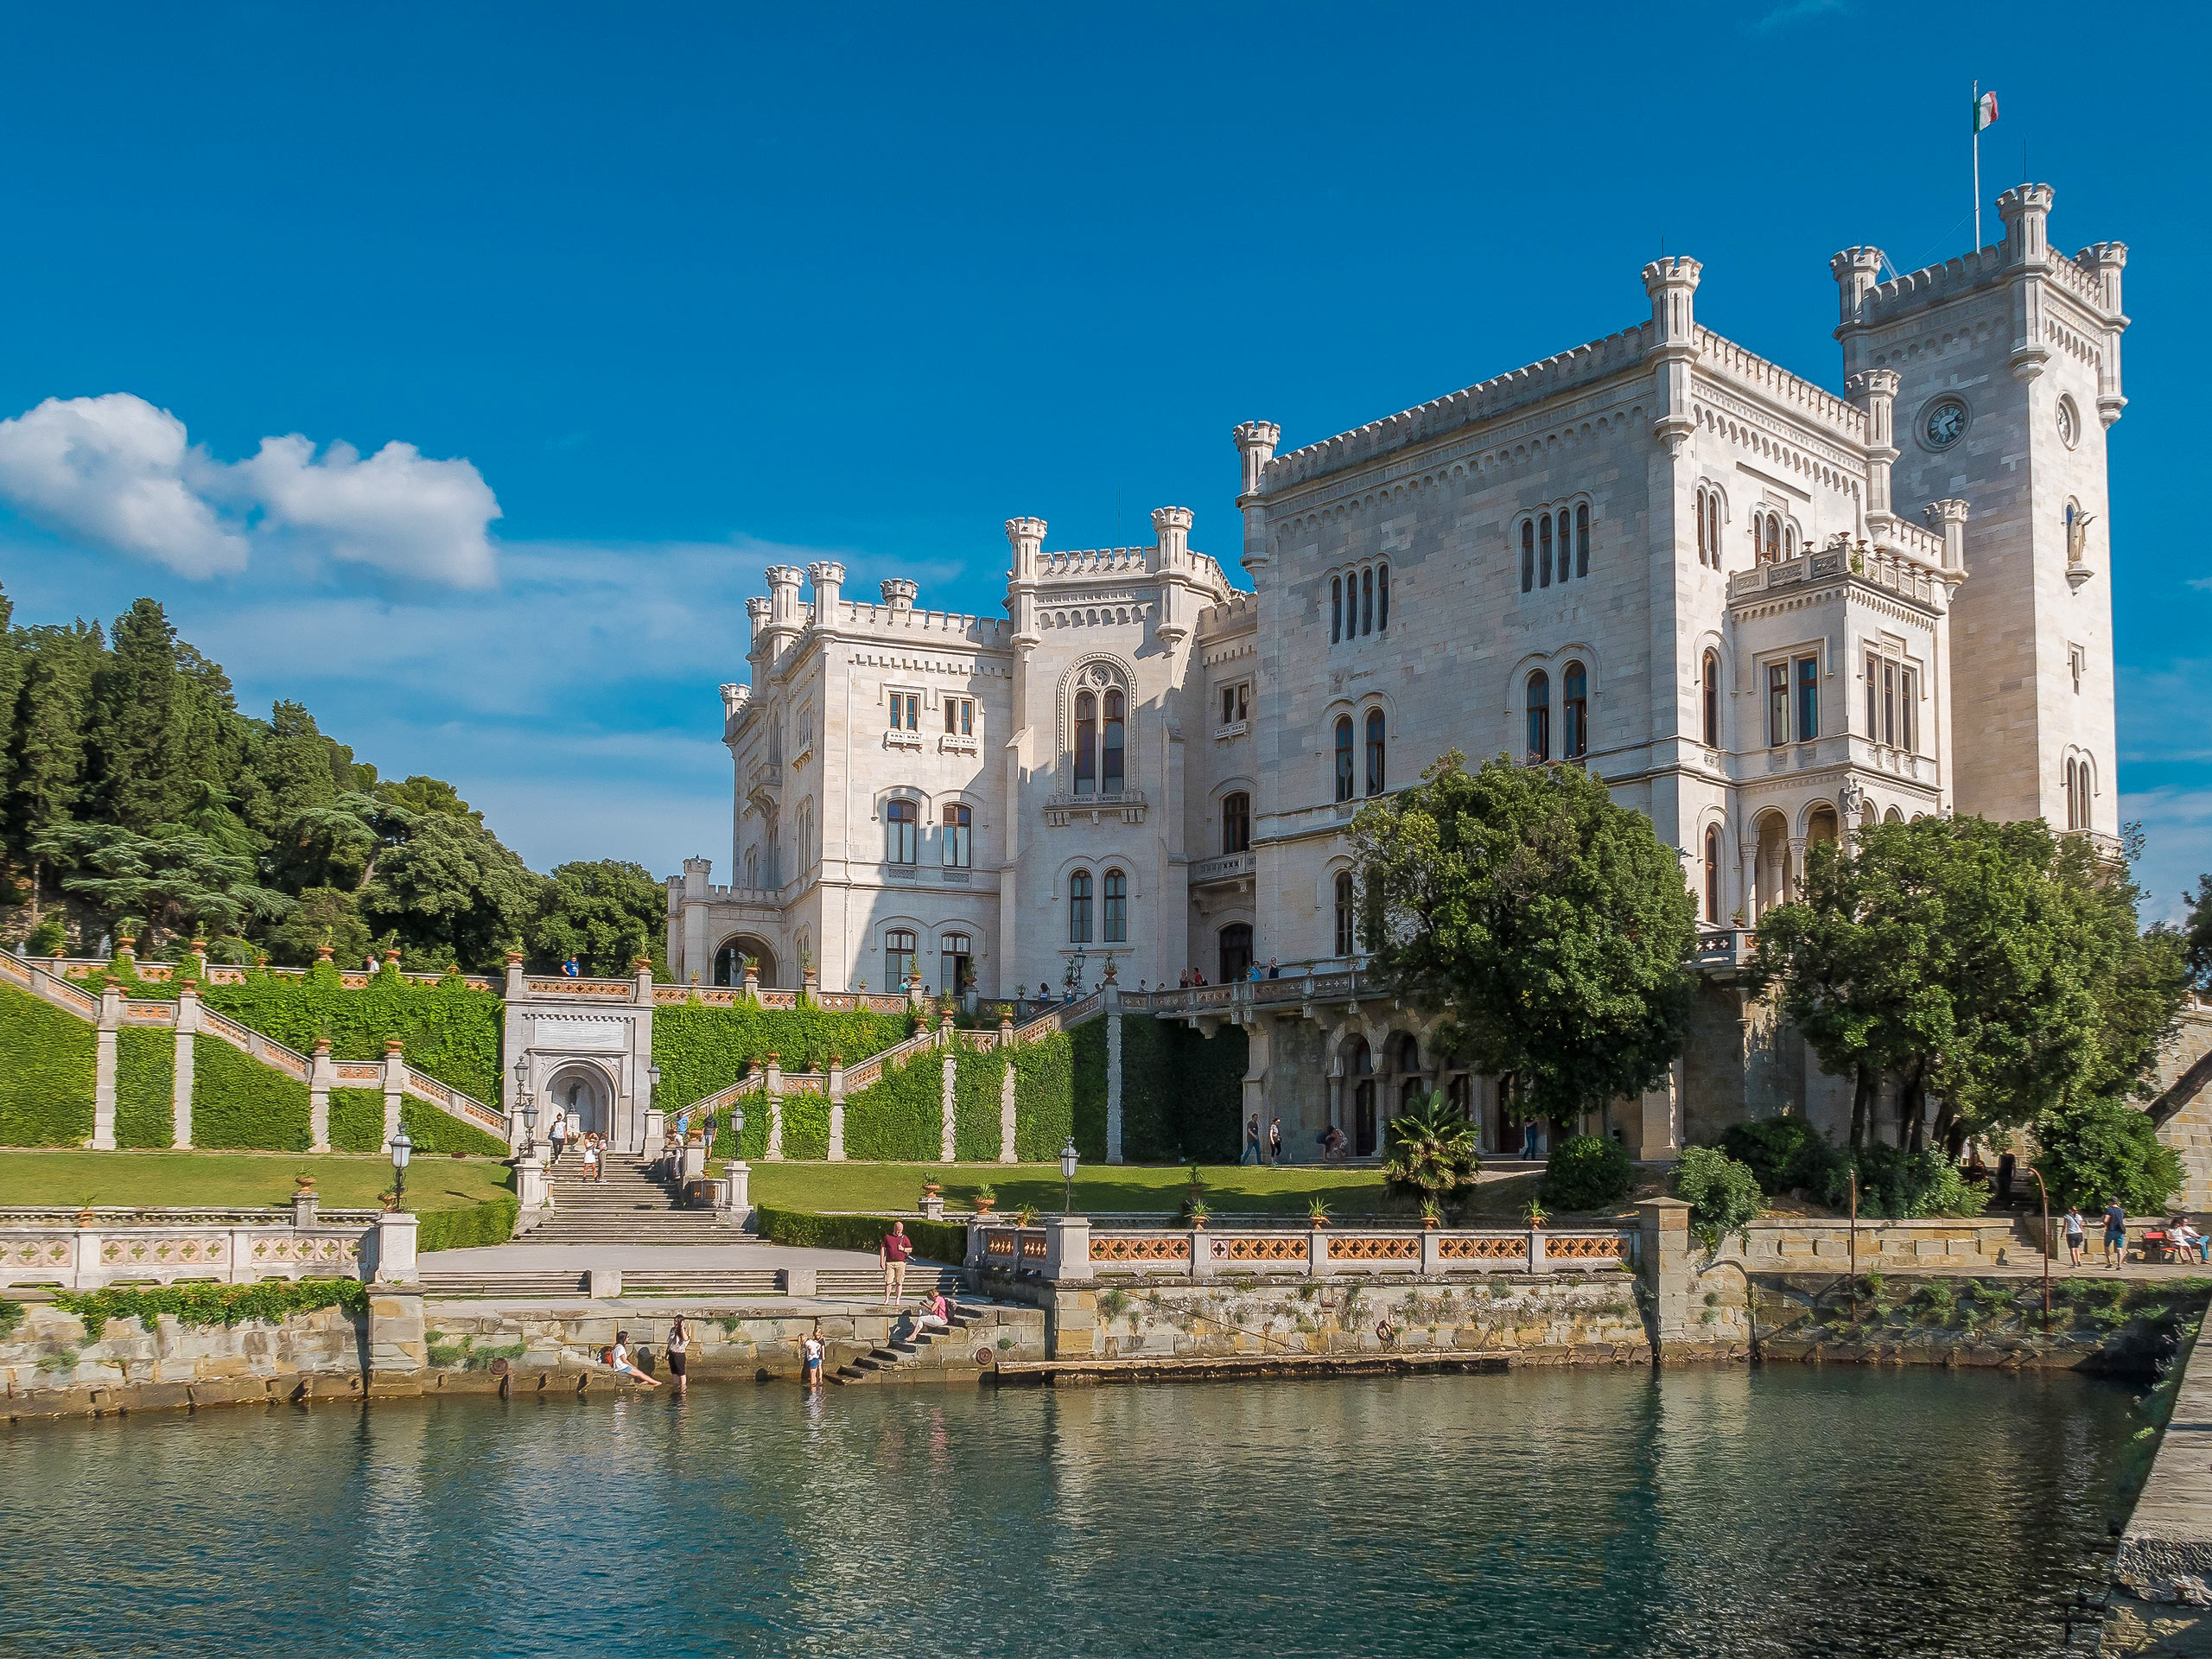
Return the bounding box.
[0,1366,2143,1657]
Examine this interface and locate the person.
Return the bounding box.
[365,953,378,975]
[880,1220,913,1303]
[912,1288,951,1340]
[2102,1197,2128,1268]
[665,1316,690,1395]
[1322,1123,1348,1162]
[1241,1114,1262,1166]
[607,1331,659,1388]
[1247,961,1262,982]
[801,1325,825,1389]
[1268,1116,1284,1166]
[1522,1119,1541,1160]
[1039,982,1051,1001]
[1997,1151,2017,1206]
[675,1108,691,1144]
[2062,1204,2087,1268]
[580,1134,600,1185]
[1266,957,1281,980]
[548,1110,569,1166]
[2173,1216,2209,1264]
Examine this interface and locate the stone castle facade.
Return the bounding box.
[667,183,2132,1159]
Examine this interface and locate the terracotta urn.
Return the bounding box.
[973,1198,996,1217]
[295,1174,317,1192]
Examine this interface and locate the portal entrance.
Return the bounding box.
[714,937,779,987]
[545,1063,614,1141]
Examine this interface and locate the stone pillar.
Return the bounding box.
[365,1289,427,1392]
[826,1055,847,1161]
[997,1058,1018,1165]
[1104,1006,1125,1164]
[907,969,925,1010]
[1637,1197,1697,1356]
[763,1053,784,1160]
[308,1037,334,1153]
[939,1046,957,1162]
[172,982,198,1149]
[91,984,122,1150]
[70,1222,100,1290]
[372,1211,420,1285]
[1312,1230,1332,1279]
[504,950,525,1001]
[721,1160,753,1228]
[381,1039,406,1152]
[514,1147,548,1212]
[1190,1228,1216,1282]
[292,1186,319,1229]
[1041,1214,1092,1283]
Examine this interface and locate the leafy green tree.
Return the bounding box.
[2032,1096,2184,1214]
[1541,1134,1635,1211]
[1353,753,1696,1127]
[90,598,197,833]
[0,583,21,804]
[531,858,665,975]
[2179,873,2212,992]
[1381,1092,1481,1203]
[1675,1146,1761,1252]
[362,812,543,971]
[275,791,416,893]
[263,886,374,967]
[243,701,359,840]
[8,619,105,922]
[378,773,482,825]
[33,822,292,948]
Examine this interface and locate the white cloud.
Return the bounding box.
[0,393,501,588]
[0,393,248,577]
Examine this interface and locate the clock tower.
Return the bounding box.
[1833,183,2127,836]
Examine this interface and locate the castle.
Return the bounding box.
[666,183,2130,1161]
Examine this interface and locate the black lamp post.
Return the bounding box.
[512,1056,534,1158]
[1060,1136,1079,1215]
[390,1125,413,1212]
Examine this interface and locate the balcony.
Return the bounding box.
[1045,789,1147,827]
[1190,850,1255,888]
[1728,545,1942,613]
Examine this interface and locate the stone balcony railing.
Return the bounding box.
[0,1201,423,1291]
[967,1217,1637,1283]
[1189,850,1255,887]
[1044,789,1147,826]
[1727,545,1942,609]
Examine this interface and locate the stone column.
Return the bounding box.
[721,1160,753,1228]
[826,1055,847,1161]
[92,984,121,1150]
[1041,1214,1091,1283]
[365,1288,427,1394]
[514,1147,548,1212]
[308,1037,334,1153]
[381,1039,406,1152]
[763,1055,784,1160]
[372,1211,420,1285]
[172,982,198,1149]
[997,1058,1018,1165]
[939,1046,957,1162]
[71,1221,100,1290]
[1636,1197,1697,1356]
[1104,1003,1125,1163]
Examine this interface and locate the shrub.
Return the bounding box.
[2033,1096,2185,1215]
[653,1003,917,1110]
[953,1046,1010,1161]
[54,1276,367,1338]
[191,1034,312,1151]
[842,1047,944,1162]
[0,982,96,1145]
[329,1088,386,1152]
[1675,1146,1761,1252]
[114,1027,175,1149]
[202,962,504,1104]
[1542,1134,1633,1211]
[1386,1094,1483,1201]
[1721,1116,1847,1198]
[417,1197,520,1252]
[1115,1015,1238,1162]
[1851,1144,1991,1219]
[1017,1031,1081,1162]
[754,1203,967,1264]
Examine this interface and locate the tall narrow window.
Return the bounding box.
[940,932,971,995]
[1361,567,1374,635]
[944,697,973,735]
[1865,653,1878,739]
[886,798,918,864]
[1558,510,1573,582]
[1102,689,1125,793]
[1796,655,1819,743]
[1365,709,1386,796]
[1334,870,1356,957]
[1069,870,1093,944]
[1576,504,1590,578]
[1706,493,1720,566]
[1765,515,1781,562]
[1696,487,1708,562]
[1377,563,1390,631]
[1562,662,1588,760]
[1222,791,1251,855]
[1103,868,1128,942]
[1331,575,1343,644]
[1527,671,1551,762]
[1767,661,1789,747]
[1539,514,1553,588]
[1703,826,1721,923]
[1521,521,1535,593]
[1701,650,1720,748]
[2064,759,2079,830]
[1074,690,1096,793]
[1881,661,1897,747]
[889,690,918,731]
[1783,524,1796,557]
[1334,716,1355,802]
[942,804,971,868]
[1899,667,1918,753]
[886,928,917,989]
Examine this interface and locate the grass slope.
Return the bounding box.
[0,1149,512,1213]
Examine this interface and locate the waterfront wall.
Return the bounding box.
[2102,1327,2212,1654]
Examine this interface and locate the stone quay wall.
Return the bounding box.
[2102,1328,2212,1654]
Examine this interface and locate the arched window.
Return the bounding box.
[1219,922,1254,983]
[942,803,971,868]
[1561,661,1587,760]
[1783,523,1797,557]
[1696,487,1708,562]
[1703,825,1721,924]
[1377,563,1390,631]
[1334,715,1355,803]
[1364,709,1386,796]
[1073,690,1096,794]
[1331,575,1342,645]
[2065,757,2094,830]
[1069,870,1093,944]
[1701,650,1720,748]
[1575,503,1590,578]
[1764,514,1780,563]
[1334,870,1356,957]
[1222,791,1251,855]
[940,932,972,995]
[1526,671,1551,762]
[1102,689,1125,793]
[1539,513,1553,588]
[1707,492,1720,565]
[1521,521,1535,593]
[1361,567,1374,635]
[1557,509,1573,582]
[886,798,918,865]
[885,928,918,989]
[1103,868,1128,942]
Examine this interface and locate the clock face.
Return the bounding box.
[2056,396,2080,449]
[1923,399,1967,448]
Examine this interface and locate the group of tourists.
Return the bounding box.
[545,1113,607,1181]
[2058,1200,2212,1268]
[1240,1114,1287,1166]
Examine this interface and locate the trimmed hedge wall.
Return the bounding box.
[192,1036,312,1151]
[203,964,503,1104]
[953,1047,1007,1161]
[330,1089,509,1157]
[755,1202,967,1265]
[418,1194,520,1252]
[653,1002,917,1109]
[1020,1031,1082,1163]
[329,1088,385,1153]
[1119,1015,1243,1163]
[842,1046,943,1162]
[0,982,96,1147]
[114,1027,175,1149]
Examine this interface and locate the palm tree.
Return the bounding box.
[1383,1092,1481,1203]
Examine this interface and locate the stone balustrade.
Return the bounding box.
[0,1202,422,1290]
[967,1217,1637,1283]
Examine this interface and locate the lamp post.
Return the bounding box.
[512,1055,535,1159]
[2029,1166,2053,1321]
[390,1125,413,1212]
[1060,1136,1079,1215]
[1064,948,1087,1001]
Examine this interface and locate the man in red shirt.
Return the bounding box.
[880,1220,913,1303]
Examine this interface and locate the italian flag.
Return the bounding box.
[1974,90,1999,132]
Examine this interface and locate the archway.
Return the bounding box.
[1345,1036,1377,1157]
[714,936,779,987]
[1218,923,1254,983]
[1754,811,1791,917]
[544,1061,615,1141]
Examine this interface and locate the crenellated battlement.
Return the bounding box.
[1694,328,1869,442]
[830,599,1010,645]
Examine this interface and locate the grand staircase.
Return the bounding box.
[832,1300,988,1386]
[524,1158,740,1246]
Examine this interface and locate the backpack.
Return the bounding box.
[601,1345,615,1365]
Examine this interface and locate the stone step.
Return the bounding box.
[422,1272,589,1298]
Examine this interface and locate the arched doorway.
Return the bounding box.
[1754,811,1791,917]
[1218,923,1254,983]
[714,936,778,987]
[1346,1037,1377,1157]
[544,1062,615,1141]
[1393,1033,1425,1111]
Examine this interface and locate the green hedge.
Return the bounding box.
[192,1036,312,1151]
[781,1092,831,1161]
[418,1195,520,1252]
[954,1047,1008,1161]
[842,1046,944,1161]
[332,1087,509,1158]
[202,963,503,1104]
[114,1027,175,1149]
[54,1276,367,1337]
[652,1002,917,1109]
[1020,1031,1083,1162]
[0,982,96,1146]
[329,1087,386,1152]
[755,1202,967,1265]
[1118,1015,1243,1162]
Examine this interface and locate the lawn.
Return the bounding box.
[746,1160,1549,1222]
[0,1149,512,1213]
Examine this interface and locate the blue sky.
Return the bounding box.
[1,2,2205,914]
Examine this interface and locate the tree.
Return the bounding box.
[0,583,22,805]
[7,619,105,922]
[1353,753,1696,1127]
[2033,1096,2184,1214]
[32,822,292,948]
[531,859,665,975]
[361,812,543,971]
[244,701,359,840]
[2181,873,2212,992]
[263,886,374,967]
[1381,1092,1481,1204]
[89,598,195,833]
[275,791,416,893]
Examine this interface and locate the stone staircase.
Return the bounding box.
[833,1300,988,1386]
[522,1159,741,1246]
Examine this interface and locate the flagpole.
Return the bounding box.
[1972,79,1981,248]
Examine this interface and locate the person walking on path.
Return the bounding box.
[801,1325,824,1389]
[665,1316,690,1395]
[2101,1198,2128,1268]
[548,1110,569,1167]
[580,1134,600,1185]
[2063,1205,2086,1268]
[1241,1115,1263,1166]
[1522,1119,1541,1161]
[607,1332,659,1388]
[880,1221,913,1304]
[1268,1117,1284,1166]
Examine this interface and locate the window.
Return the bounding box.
[1521,521,1535,593]
[1865,653,1878,740]
[1575,504,1589,579]
[2065,758,2093,830]
[1334,716,1355,802]
[1706,492,1721,566]
[1377,563,1390,630]
[888,690,918,731]
[1701,651,1719,748]
[1540,513,1553,588]
[942,803,971,868]
[1756,512,1782,564]
[1558,509,1572,582]
[1331,576,1342,644]
[2070,645,2087,695]
[886,928,917,989]
[1361,567,1374,635]
[1220,682,1249,728]
[1219,923,1254,983]
[1074,690,1096,793]
[744,848,759,889]
[1766,661,1789,747]
[1899,667,1918,753]
[1881,660,1897,747]
[1069,870,1093,944]
[1102,689,1124,793]
[1796,655,1819,743]
[944,697,973,736]
[1334,870,1356,957]
[1696,486,1709,563]
[886,798,918,864]
[1527,671,1551,761]
[1222,791,1251,855]
[1365,709,1386,796]
[940,933,972,995]
[1703,826,1721,923]
[1561,662,1588,760]
[1103,868,1128,942]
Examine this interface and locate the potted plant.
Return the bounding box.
[1186,1197,1211,1231]
[1307,1198,1331,1228]
[1013,1204,1038,1227]
[1524,1198,1549,1230]
[972,1185,997,1217]
[1421,1198,1442,1230]
[922,1179,944,1199]
[294,1171,318,1193]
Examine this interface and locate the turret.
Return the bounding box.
[807,561,845,624]
[1999,182,2054,266]
[1998,183,2056,382]
[745,595,772,650]
[1830,246,1885,328]
[762,566,805,656]
[1642,256,1700,453]
[1232,422,1279,499]
[880,578,918,613]
[1151,505,1192,572]
[1005,516,1046,580]
[1924,499,1969,575]
[2077,241,2130,425]
[1847,368,1901,531]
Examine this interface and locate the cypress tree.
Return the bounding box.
[0,583,22,799]
[8,619,105,923]
[91,598,193,833]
